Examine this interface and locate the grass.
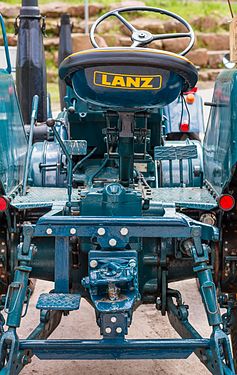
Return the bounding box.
[2,0,237,20]
[47,82,59,104]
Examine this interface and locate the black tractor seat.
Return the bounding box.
[59,48,198,110]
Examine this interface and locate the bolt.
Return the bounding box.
[46,228,52,235]
[111,316,117,323]
[192,228,200,237]
[105,327,112,334]
[109,238,117,247]
[46,118,56,128]
[21,355,31,365]
[120,227,128,236]
[116,327,122,334]
[129,259,136,268]
[97,227,106,236]
[70,228,77,235]
[90,260,98,268]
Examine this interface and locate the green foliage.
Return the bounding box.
[2,0,237,20]
[47,82,59,105]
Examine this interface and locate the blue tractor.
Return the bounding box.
[0,2,236,374]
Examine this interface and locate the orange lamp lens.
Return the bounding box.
[186,93,195,104]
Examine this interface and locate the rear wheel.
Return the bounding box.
[231,306,237,372]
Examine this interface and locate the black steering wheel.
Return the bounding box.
[90,6,195,56]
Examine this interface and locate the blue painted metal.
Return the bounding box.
[203,70,237,195]
[0,61,27,194]
[167,296,235,375]
[23,95,39,195]
[151,187,217,210]
[164,91,204,135]
[36,293,81,311]
[154,140,203,187]
[83,250,139,315]
[71,66,184,110]
[55,237,70,293]
[34,214,218,241]
[18,338,210,360]
[29,142,68,187]
[10,186,217,210]
[0,7,236,375]
[63,140,87,156]
[0,14,11,74]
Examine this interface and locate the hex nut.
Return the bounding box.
[70,228,77,235]
[97,227,106,236]
[120,227,129,236]
[109,238,117,247]
[90,260,98,268]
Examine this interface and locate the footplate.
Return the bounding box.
[154,145,198,160]
[36,293,81,311]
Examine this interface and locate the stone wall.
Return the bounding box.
[0,1,232,82]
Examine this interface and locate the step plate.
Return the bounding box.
[154,145,198,160]
[36,293,81,311]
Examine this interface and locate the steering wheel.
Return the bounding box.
[90,6,195,56]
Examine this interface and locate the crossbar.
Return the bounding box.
[19,338,210,360]
[34,215,216,241]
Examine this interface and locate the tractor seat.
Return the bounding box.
[59,48,198,110]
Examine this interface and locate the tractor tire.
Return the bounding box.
[231,306,237,372]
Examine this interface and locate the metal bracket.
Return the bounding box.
[100,313,128,338]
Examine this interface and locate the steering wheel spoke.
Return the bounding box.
[152,32,192,41]
[113,11,137,33]
[131,40,143,47]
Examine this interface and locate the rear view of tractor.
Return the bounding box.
[0,1,237,375]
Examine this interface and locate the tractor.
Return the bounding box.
[0,2,236,374]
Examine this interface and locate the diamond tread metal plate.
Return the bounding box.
[36,293,81,311]
[154,145,198,161]
[11,187,79,209]
[152,187,217,210]
[11,187,217,211]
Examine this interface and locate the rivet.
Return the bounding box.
[105,327,112,334]
[90,260,98,268]
[46,228,52,235]
[120,227,128,236]
[97,227,106,236]
[116,327,122,333]
[109,238,117,247]
[111,316,117,323]
[70,228,77,235]
[129,259,136,267]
